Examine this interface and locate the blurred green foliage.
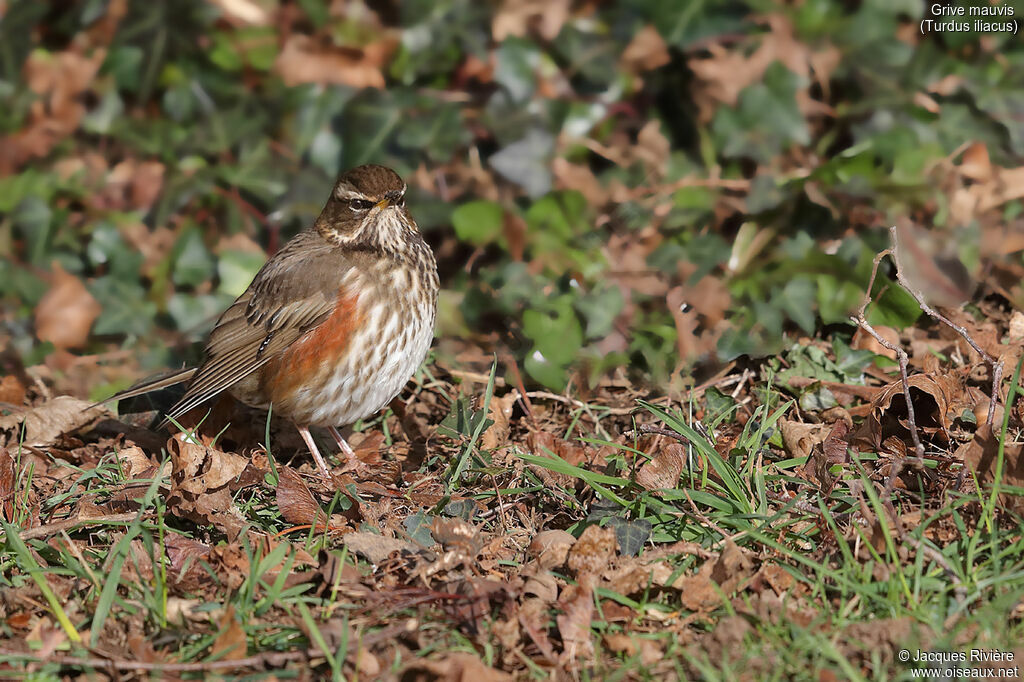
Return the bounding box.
[1,0,1021,390]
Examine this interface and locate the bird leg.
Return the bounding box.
[296,425,333,478]
[328,426,357,462]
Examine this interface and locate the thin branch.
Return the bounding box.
[888,225,1003,426]
[0,648,318,672]
[852,247,926,462]
[1,513,142,542]
[622,423,693,444]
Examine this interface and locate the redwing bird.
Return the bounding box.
[104,165,439,477]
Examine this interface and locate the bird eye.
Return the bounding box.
[349,199,373,211]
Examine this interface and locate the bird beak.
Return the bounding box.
[375,197,391,210]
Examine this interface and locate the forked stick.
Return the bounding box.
[851,226,1005,492]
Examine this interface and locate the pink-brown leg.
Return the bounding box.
[296,425,333,478]
[328,426,357,462]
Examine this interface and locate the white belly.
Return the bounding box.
[282,286,434,427]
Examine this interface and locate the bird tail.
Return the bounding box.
[92,367,197,409]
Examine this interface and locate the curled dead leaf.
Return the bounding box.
[779,419,829,460]
[165,434,250,540]
[523,569,559,603]
[866,373,971,449]
[276,466,329,529]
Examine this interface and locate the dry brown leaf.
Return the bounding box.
[209,0,270,25]
[604,228,666,297]
[676,559,720,612]
[0,49,105,174]
[276,466,329,528]
[211,605,248,661]
[528,529,576,570]
[0,446,15,522]
[620,25,670,73]
[689,15,821,123]
[127,634,168,665]
[977,165,1024,212]
[0,375,27,405]
[343,531,423,565]
[164,597,206,626]
[34,264,101,350]
[551,158,605,206]
[209,543,251,591]
[0,395,109,447]
[566,524,616,577]
[480,393,516,450]
[710,540,755,593]
[165,434,250,540]
[274,35,396,89]
[603,632,663,666]
[492,0,570,42]
[752,563,795,597]
[960,423,1024,514]
[636,443,684,491]
[164,534,211,587]
[851,325,900,360]
[960,142,992,182]
[402,652,513,682]
[893,222,976,309]
[633,120,670,177]
[431,517,482,554]
[522,569,559,603]
[527,430,602,488]
[100,159,165,212]
[116,445,154,479]
[822,419,851,464]
[556,576,595,660]
[779,419,829,460]
[866,373,971,448]
[355,647,380,677]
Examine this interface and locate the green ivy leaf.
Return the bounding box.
[451,200,504,246]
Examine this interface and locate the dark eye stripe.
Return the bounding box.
[349,199,373,211]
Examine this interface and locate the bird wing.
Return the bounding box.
[163,231,356,423]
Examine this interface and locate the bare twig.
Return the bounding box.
[851,247,926,462]
[622,423,693,444]
[888,225,1003,426]
[0,648,319,672]
[524,390,637,416]
[1,513,143,542]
